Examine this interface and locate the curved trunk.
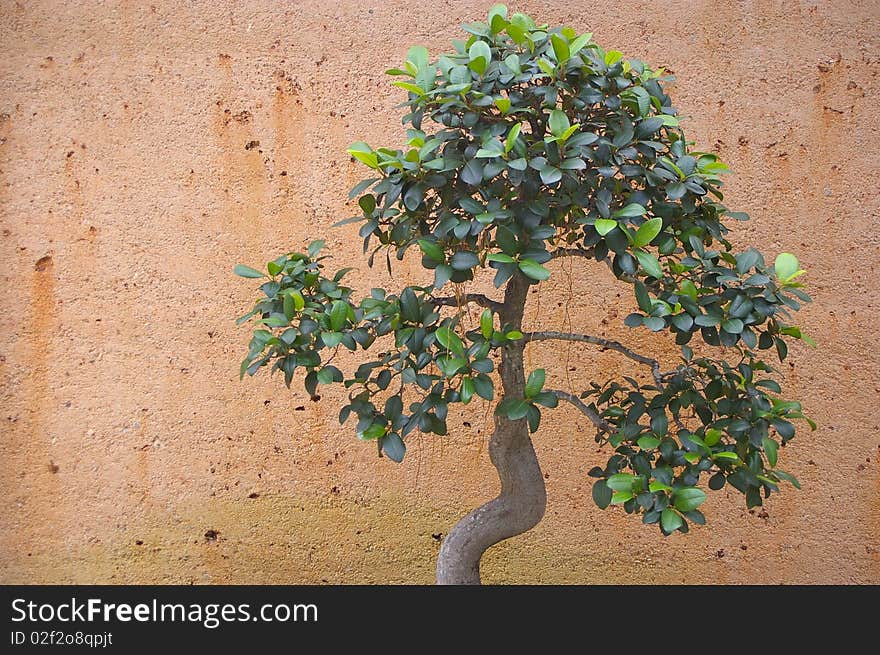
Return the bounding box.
[436,274,546,585]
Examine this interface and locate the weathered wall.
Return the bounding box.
[1,0,877,584]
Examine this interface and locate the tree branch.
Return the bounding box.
[548,389,613,432]
[523,331,663,387]
[432,293,501,311]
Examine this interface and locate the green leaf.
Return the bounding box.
[704,428,722,447]
[393,81,425,96]
[505,330,523,340]
[592,480,612,509]
[604,50,623,66]
[495,397,530,420]
[763,437,779,468]
[282,292,296,320]
[347,141,379,169]
[480,309,494,339]
[503,53,521,74]
[548,109,570,137]
[435,325,465,356]
[679,279,698,301]
[361,422,386,441]
[735,248,761,274]
[550,34,570,63]
[234,264,265,279]
[487,4,508,28]
[612,203,647,218]
[380,433,406,463]
[495,225,518,255]
[632,217,663,248]
[348,177,379,200]
[437,356,467,377]
[473,375,494,400]
[406,45,429,70]
[358,194,376,215]
[475,146,504,159]
[525,404,541,433]
[611,491,633,504]
[403,184,426,210]
[557,124,580,143]
[487,252,515,263]
[637,435,661,450]
[606,473,637,492]
[569,33,592,56]
[399,287,419,323]
[236,309,257,326]
[504,123,522,152]
[316,365,341,384]
[525,368,545,397]
[518,259,550,281]
[321,331,343,347]
[460,158,484,185]
[539,166,562,185]
[329,300,349,332]
[468,40,492,74]
[450,250,480,270]
[721,318,744,334]
[594,219,618,236]
[460,376,475,404]
[531,391,558,408]
[635,251,663,278]
[628,86,651,117]
[417,239,444,262]
[634,281,652,313]
[774,470,801,489]
[661,508,684,533]
[623,313,643,327]
[459,196,484,215]
[671,313,694,331]
[494,96,511,114]
[774,252,801,282]
[708,473,725,490]
[537,58,555,76]
[434,264,453,289]
[673,488,707,512]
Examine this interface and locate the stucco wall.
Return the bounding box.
[1,0,877,584]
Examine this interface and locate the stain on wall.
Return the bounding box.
[0,0,878,584]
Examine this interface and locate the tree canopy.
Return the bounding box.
[235,4,814,537]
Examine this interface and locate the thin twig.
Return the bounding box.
[523,331,663,387]
[432,293,502,311]
[550,247,638,282]
[548,389,613,432]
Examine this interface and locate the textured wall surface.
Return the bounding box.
[1,0,878,584]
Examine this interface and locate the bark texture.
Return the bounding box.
[436,274,546,584]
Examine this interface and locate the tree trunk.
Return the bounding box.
[436,274,546,584]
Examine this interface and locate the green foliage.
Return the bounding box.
[235,5,814,538]
[235,241,513,460]
[583,350,813,533]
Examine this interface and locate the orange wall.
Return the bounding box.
[1,0,877,584]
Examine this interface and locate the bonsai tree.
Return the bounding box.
[234,5,814,584]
